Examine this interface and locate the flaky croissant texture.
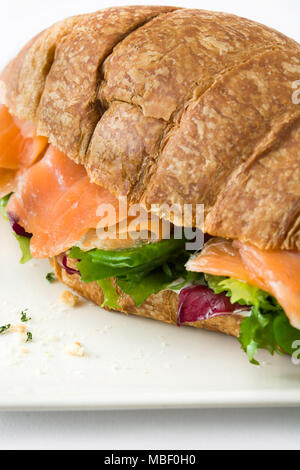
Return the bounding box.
[1,6,300,251]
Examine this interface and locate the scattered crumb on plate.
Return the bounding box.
[10,324,26,334]
[65,342,85,357]
[61,291,80,308]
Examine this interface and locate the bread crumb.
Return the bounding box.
[10,324,26,334]
[65,342,85,357]
[61,291,80,307]
[21,348,29,354]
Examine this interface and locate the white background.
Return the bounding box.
[0,0,300,451]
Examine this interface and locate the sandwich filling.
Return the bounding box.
[1,105,300,364]
[185,239,300,363]
[186,239,300,330]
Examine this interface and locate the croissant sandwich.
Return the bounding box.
[1,6,300,363]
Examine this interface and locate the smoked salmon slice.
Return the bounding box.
[0,105,48,196]
[6,145,120,258]
[0,168,19,198]
[189,238,252,283]
[0,105,47,170]
[187,238,300,329]
[236,242,300,330]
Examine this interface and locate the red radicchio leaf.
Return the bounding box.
[7,213,32,239]
[177,285,244,326]
[57,254,80,276]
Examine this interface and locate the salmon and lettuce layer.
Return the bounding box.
[207,276,300,364]
[186,239,300,363]
[1,104,300,364]
[1,190,198,308]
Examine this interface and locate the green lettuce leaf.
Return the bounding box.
[14,234,32,264]
[69,240,202,309]
[116,269,171,307]
[69,238,186,282]
[116,253,192,307]
[0,193,12,220]
[206,275,278,310]
[239,310,280,365]
[0,194,32,263]
[206,275,300,364]
[97,279,121,310]
[273,313,300,356]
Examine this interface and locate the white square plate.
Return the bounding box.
[0,218,299,411]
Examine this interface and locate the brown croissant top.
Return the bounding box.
[1,6,300,251]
